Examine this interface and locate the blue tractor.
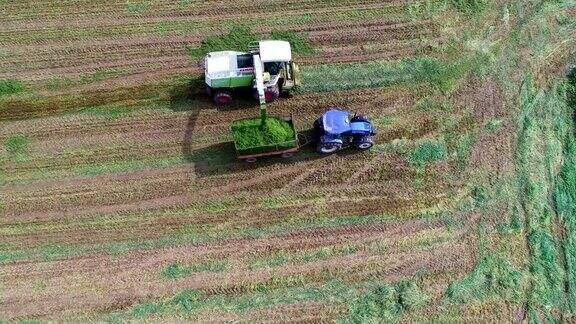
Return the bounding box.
[313,108,376,154]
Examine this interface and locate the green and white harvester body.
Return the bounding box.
[204,40,300,105]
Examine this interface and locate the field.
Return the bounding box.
[1,0,575,322]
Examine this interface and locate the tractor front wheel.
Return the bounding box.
[317,142,341,154]
[354,137,374,150]
[213,91,232,106]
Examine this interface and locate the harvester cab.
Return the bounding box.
[203,40,300,105]
[313,109,376,154]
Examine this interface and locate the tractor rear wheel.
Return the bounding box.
[317,142,341,154]
[354,137,374,150]
[213,91,232,106]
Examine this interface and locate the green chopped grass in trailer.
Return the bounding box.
[231,117,297,155]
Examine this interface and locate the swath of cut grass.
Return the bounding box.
[300,56,473,94]
[161,261,227,279]
[347,280,428,323]
[553,70,576,312]
[515,75,568,320]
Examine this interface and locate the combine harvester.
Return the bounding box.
[204,40,376,162]
[203,40,300,105]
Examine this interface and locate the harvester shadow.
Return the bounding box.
[170,77,255,170]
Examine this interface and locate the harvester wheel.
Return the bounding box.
[213,91,232,106]
[317,142,341,154]
[264,85,280,103]
[244,157,257,163]
[354,137,374,150]
[206,86,212,97]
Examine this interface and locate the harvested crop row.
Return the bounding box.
[1,224,466,320]
[1,0,399,28]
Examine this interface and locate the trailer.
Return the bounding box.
[231,115,300,163]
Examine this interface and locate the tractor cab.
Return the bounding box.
[314,109,376,154]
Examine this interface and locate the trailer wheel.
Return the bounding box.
[317,143,341,154]
[281,152,294,158]
[213,91,232,106]
[244,157,257,163]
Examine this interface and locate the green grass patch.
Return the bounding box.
[185,26,257,57]
[450,0,490,14]
[78,69,120,85]
[260,195,292,208]
[3,134,29,162]
[4,134,28,155]
[231,117,295,150]
[407,0,447,19]
[161,261,227,279]
[446,255,522,303]
[484,119,503,131]
[107,276,427,322]
[269,30,314,55]
[126,0,150,13]
[0,78,25,98]
[347,280,428,323]
[409,138,447,167]
[70,105,131,120]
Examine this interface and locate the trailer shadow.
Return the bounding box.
[188,129,365,179]
[187,134,320,179]
[171,79,366,180]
